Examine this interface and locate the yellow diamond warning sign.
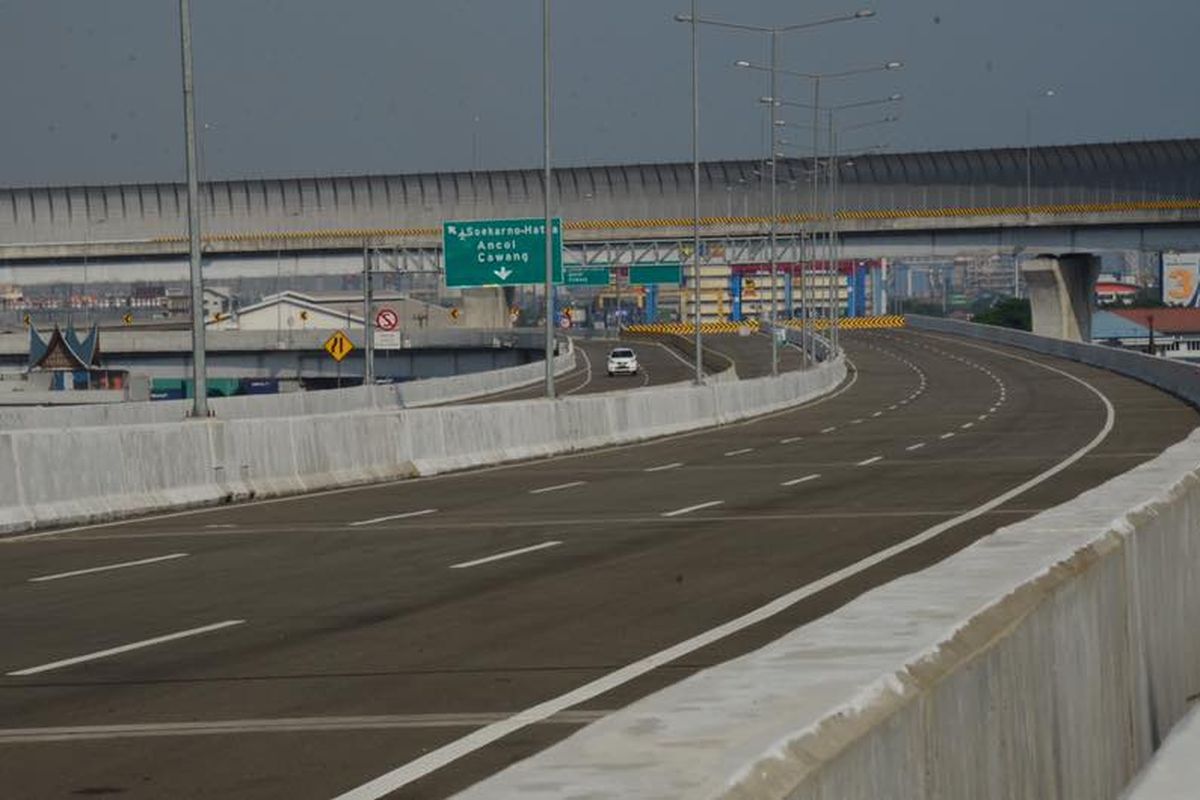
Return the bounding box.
[323,329,355,362]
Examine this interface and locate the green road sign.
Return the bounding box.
[629,264,683,285]
[443,218,564,287]
[563,266,612,286]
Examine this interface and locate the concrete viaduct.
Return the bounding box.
[3,137,1199,339]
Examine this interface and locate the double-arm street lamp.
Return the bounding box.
[736,59,900,357]
[1016,88,1057,296]
[674,6,876,378]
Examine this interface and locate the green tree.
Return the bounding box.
[972,297,1031,331]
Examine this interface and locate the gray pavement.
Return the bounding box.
[0,330,1195,799]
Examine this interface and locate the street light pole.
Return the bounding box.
[179,0,207,417]
[811,76,821,363]
[768,29,779,376]
[1020,88,1055,297]
[690,0,703,384]
[542,0,555,399]
[685,10,877,378]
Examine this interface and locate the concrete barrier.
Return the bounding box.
[449,318,1200,800]
[906,315,1200,407]
[1123,704,1200,799]
[0,340,577,430]
[0,356,844,534]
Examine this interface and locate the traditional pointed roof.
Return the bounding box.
[64,323,100,365]
[28,323,102,371]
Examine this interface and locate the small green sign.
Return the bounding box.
[443,218,564,288]
[564,266,612,286]
[629,264,683,285]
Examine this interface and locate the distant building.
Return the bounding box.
[1092,308,1200,362]
[1095,281,1139,306]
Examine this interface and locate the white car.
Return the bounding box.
[607,347,639,376]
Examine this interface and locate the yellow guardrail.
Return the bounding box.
[147,198,1200,246]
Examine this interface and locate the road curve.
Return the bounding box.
[0,330,1195,799]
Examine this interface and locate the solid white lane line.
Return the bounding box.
[644,462,684,472]
[328,350,1118,800]
[940,432,956,440]
[905,442,926,451]
[562,345,595,396]
[449,541,562,569]
[204,524,237,529]
[7,620,245,677]
[856,456,883,466]
[29,553,189,583]
[349,509,438,527]
[724,448,754,457]
[961,422,974,429]
[821,426,837,433]
[528,481,586,495]
[781,474,821,487]
[779,436,804,444]
[661,500,724,518]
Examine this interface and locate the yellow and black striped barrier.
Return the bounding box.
[783,315,906,331]
[624,321,761,335]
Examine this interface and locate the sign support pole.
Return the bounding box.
[362,241,374,385]
[542,0,555,399]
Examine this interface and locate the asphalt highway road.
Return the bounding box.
[0,330,1195,799]
[467,332,783,402]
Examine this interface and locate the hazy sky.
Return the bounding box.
[1,0,1197,187]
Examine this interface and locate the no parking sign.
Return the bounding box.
[375,308,399,331]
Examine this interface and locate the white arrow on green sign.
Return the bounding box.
[443,218,564,287]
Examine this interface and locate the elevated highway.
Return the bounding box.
[0,328,1193,798]
[1,138,1198,279]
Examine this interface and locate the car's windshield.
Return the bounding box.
[610,349,634,359]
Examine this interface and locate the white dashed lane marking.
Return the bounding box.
[450,541,562,569]
[662,500,725,518]
[781,474,821,487]
[529,482,587,495]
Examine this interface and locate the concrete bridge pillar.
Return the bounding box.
[1020,254,1100,341]
[462,287,512,328]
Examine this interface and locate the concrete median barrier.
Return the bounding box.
[454,431,1200,800]
[0,341,576,430]
[448,318,1200,800]
[0,354,844,534]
